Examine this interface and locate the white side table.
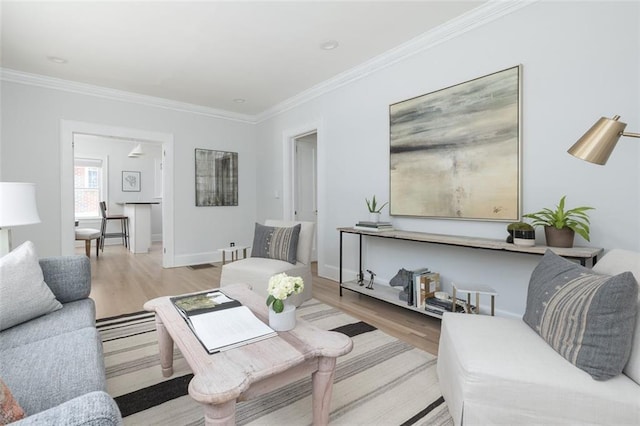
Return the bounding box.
[218,246,250,264]
[452,283,498,316]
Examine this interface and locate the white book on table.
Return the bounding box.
[172,290,277,354]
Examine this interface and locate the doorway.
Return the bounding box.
[294,132,317,261]
[72,134,164,251]
[60,120,175,267]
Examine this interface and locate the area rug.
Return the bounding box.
[97,299,453,425]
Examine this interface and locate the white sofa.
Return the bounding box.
[220,220,315,306]
[437,249,640,425]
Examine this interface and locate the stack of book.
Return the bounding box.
[424,296,472,317]
[354,221,394,232]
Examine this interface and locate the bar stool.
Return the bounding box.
[99,201,129,251]
[75,228,101,257]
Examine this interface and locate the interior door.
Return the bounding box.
[294,133,317,261]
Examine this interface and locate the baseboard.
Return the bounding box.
[173,251,222,268]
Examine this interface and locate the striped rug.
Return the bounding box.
[98,299,453,425]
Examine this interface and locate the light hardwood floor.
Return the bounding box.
[81,242,442,355]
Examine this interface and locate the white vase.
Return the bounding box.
[268,302,296,331]
[369,212,381,223]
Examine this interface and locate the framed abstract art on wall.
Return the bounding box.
[389,65,522,221]
[195,148,238,206]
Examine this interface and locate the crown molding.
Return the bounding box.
[255,0,536,123]
[0,68,257,124]
[1,0,535,126]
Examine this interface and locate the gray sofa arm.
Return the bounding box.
[14,391,122,426]
[39,256,91,303]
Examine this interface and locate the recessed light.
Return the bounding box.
[233,98,246,103]
[320,40,339,50]
[47,56,68,64]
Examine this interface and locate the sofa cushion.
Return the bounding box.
[251,223,301,264]
[38,256,91,303]
[13,391,121,426]
[592,249,640,384]
[0,327,106,415]
[524,250,638,380]
[0,241,62,331]
[0,377,24,423]
[0,299,96,351]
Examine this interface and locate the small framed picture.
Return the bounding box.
[122,171,141,192]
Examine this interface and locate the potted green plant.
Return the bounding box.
[522,195,594,248]
[365,195,388,223]
[506,222,535,246]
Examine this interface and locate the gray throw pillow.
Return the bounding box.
[0,241,63,331]
[524,250,638,380]
[251,223,301,264]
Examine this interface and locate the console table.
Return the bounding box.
[338,227,604,318]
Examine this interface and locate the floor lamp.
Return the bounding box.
[0,182,41,257]
[568,115,640,165]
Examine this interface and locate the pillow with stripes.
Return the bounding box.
[251,223,301,265]
[523,250,638,380]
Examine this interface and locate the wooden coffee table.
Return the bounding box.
[143,284,353,425]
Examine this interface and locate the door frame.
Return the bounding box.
[282,120,324,267]
[60,120,175,267]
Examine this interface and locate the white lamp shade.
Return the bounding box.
[0,182,41,227]
[128,143,144,157]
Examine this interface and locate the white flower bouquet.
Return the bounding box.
[266,273,304,313]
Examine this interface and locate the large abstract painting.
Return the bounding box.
[389,65,521,221]
[195,149,238,206]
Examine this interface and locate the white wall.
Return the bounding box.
[74,134,164,241]
[255,1,640,316]
[1,1,638,316]
[0,82,257,264]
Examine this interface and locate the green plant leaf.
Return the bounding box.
[266,295,275,307]
[523,196,594,241]
[366,195,388,213]
[273,298,284,313]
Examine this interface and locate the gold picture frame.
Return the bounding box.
[389,65,522,221]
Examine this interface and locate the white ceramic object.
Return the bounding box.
[269,303,297,331]
[514,238,535,247]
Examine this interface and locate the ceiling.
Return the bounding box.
[1,1,486,116]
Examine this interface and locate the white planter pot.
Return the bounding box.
[369,212,381,223]
[268,303,296,331]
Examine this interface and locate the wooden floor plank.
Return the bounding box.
[81,242,441,355]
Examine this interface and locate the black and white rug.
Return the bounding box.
[97,299,452,425]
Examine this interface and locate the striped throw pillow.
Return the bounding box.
[251,223,301,264]
[524,250,638,380]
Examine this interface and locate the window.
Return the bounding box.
[74,158,104,218]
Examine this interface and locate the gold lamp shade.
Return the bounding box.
[567,115,627,165]
[568,115,640,165]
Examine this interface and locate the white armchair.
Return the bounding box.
[219,220,315,306]
[437,249,640,425]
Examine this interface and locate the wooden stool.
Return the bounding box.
[452,283,498,316]
[75,228,101,257]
